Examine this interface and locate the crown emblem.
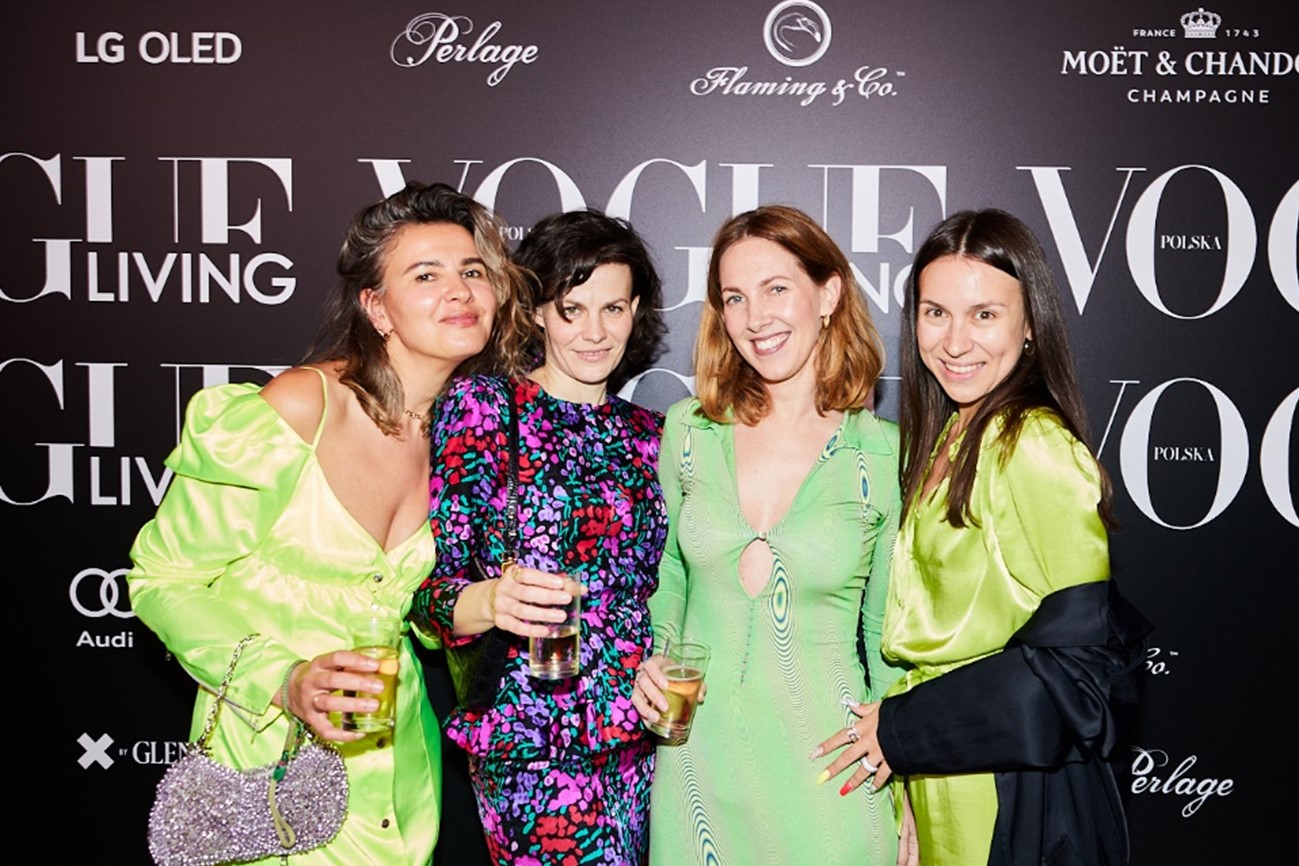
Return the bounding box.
[1180,7,1221,39]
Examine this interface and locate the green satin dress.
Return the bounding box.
[129,377,442,866]
[648,398,905,866]
[881,409,1110,866]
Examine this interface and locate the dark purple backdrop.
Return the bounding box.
[6,1,1295,863]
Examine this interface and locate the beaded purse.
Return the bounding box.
[147,635,349,866]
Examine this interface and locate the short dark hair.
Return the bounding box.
[899,208,1113,526]
[513,209,666,393]
[308,181,531,433]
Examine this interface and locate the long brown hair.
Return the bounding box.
[694,205,885,425]
[306,181,532,434]
[898,209,1114,527]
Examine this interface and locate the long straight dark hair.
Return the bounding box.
[898,209,1114,527]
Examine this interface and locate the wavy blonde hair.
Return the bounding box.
[694,205,885,425]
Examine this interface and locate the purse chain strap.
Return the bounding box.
[194,633,260,751]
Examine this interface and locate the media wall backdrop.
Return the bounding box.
[6,1,1296,862]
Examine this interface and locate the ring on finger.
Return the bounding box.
[860,756,879,774]
[844,725,860,744]
[311,693,324,712]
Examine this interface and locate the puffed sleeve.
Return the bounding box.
[647,398,693,652]
[412,376,509,647]
[992,412,1110,596]
[859,417,907,701]
[127,384,310,713]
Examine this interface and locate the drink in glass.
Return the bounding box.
[528,583,580,679]
[646,640,710,744]
[340,614,402,733]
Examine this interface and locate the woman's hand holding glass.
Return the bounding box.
[491,563,584,639]
[630,648,708,730]
[630,653,670,723]
[280,650,394,743]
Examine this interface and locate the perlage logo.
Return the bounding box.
[70,567,134,619]
[764,1,832,67]
[1181,8,1221,39]
[78,732,115,769]
[391,12,539,86]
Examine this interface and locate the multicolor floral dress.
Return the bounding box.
[413,376,666,866]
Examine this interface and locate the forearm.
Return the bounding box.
[877,648,1073,776]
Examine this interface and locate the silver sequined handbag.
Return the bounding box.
[147,635,350,866]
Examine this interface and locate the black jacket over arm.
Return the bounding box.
[877,579,1152,866]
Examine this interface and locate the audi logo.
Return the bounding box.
[70,568,135,619]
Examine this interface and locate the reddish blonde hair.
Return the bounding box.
[694,205,885,424]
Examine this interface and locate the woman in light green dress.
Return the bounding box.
[814,210,1143,866]
[128,182,531,865]
[631,206,905,866]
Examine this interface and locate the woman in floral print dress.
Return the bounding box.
[412,210,667,865]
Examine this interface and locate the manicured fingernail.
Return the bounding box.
[815,769,830,786]
[839,781,853,797]
[808,747,823,760]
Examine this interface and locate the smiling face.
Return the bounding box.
[361,222,498,378]
[718,236,841,395]
[533,262,639,404]
[916,254,1032,425]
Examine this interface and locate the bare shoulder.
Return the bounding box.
[261,364,334,443]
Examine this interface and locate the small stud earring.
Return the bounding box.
[821,314,830,329]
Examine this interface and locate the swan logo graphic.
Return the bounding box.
[764,1,832,67]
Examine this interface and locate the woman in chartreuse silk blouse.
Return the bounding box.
[881,409,1109,865]
[816,208,1125,866]
[128,182,531,865]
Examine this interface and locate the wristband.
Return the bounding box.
[280,659,307,717]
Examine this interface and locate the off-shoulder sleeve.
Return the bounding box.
[992,412,1110,597]
[412,376,508,647]
[859,417,907,701]
[647,399,693,651]
[127,384,310,712]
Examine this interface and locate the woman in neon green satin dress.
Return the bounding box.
[814,210,1143,866]
[631,206,906,866]
[128,182,531,865]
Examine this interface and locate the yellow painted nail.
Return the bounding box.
[815,769,830,786]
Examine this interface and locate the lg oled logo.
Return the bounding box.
[764,1,832,67]
[76,30,243,64]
